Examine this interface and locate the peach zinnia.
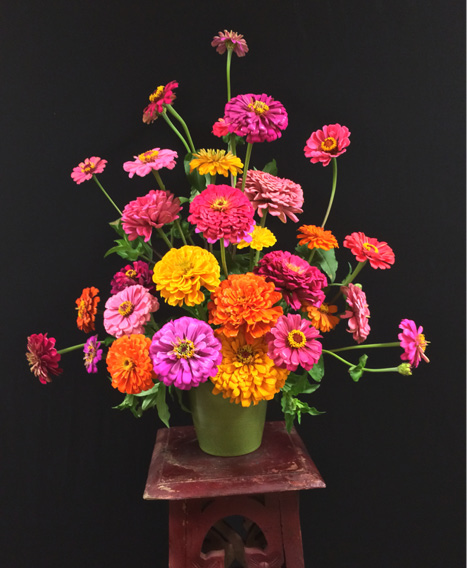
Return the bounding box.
[297,225,338,251]
[76,286,100,333]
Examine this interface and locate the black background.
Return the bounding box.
[2,1,465,566]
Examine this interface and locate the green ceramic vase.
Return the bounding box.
[189,380,267,457]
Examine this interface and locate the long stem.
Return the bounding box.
[321,157,338,228]
[157,227,173,250]
[162,112,191,154]
[329,342,400,354]
[226,48,233,101]
[240,143,253,192]
[175,219,188,246]
[152,170,166,191]
[92,176,122,216]
[220,238,229,278]
[322,349,400,373]
[329,260,367,304]
[167,105,196,153]
[58,343,86,355]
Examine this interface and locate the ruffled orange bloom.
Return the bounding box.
[76,286,100,333]
[106,334,156,394]
[297,225,338,250]
[208,273,283,343]
[303,302,340,332]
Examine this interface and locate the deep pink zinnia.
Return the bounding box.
[121,189,182,242]
[255,250,328,310]
[71,156,107,184]
[103,284,160,338]
[398,319,430,368]
[142,81,178,124]
[240,169,304,223]
[266,314,322,372]
[304,124,351,166]
[341,283,371,344]
[343,232,395,269]
[188,184,255,245]
[224,93,288,143]
[26,333,63,384]
[83,335,103,374]
[211,30,249,57]
[123,148,178,178]
[110,260,155,295]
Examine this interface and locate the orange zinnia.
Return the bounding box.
[208,273,283,343]
[76,286,100,333]
[297,225,338,250]
[304,302,340,333]
[106,334,156,394]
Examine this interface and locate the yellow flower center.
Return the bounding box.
[81,161,95,174]
[417,333,428,351]
[286,262,304,273]
[211,197,229,211]
[118,300,134,317]
[138,149,159,163]
[149,85,165,101]
[320,137,338,152]
[122,358,135,372]
[125,269,138,278]
[363,242,379,253]
[287,329,307,348]
[174,339,195,359]
[248,100,269,115]
[77,300,87,318]
[236,345,254,364]
[319,303,329,314]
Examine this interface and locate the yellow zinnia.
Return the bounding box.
[189,149,243,177]
[153,245,220,307]
[237,225,277,251]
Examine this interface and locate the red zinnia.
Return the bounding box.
[26,333,63,384]
[343,232,395,269]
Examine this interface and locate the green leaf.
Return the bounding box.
[262,159,278,176]
[184,152,208,196]
[283,372,320,396]
[155,384,171,428]
[308,355,325,382]
[348,354,368,382]
[312,248,338,282]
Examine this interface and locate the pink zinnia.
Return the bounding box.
[188,184,255,245]
[224,93,288,143]
[83,335,103,374]
[123,148,178,178]
[255,250,327,310]
[266,314,322,372]
[211,30,249,57]
[110,260,155,295]
[26,333,63,384]
[71,156,107,184]
[103,285,160,338]
[142,81,178,124]
[240,169,304,223]
[343,232,395,270]
[398,319,430,368]
[341,283,371,344]
[121,189,182,242]
[304,124,351,166]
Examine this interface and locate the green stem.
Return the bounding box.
[152,170,166,191]
[240,143,253,192]
[162,112,191,154]
[329,342,400,353]
[307,249,316,264]
[220,238,229,278]
[321,157,338,228]
[167,105,196,153]
[329,260,367,304]
[57,343,86,355]
[157,227,173,249]
[92,176,122,216]
[226,48,233,101]
[175,219,188,246]
[322,350,400,374]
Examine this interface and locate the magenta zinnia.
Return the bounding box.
[121,189,182,242]
[304,124,351,166]
[341,283,371,344]
[123,148,178,178]
[188,184,255,245]
[224,93,288,143]
[398,319,430,368]
[211,30,249,57]
[149,317,222,390]
[26,333,63,384]
[110,260,155,295]
[83,335,103,374]
[142,81,178,124]
[71,156,107,184]
[240,169,304,223]
[343,231,395,269]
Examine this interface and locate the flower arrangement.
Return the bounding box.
[26,30,430,431]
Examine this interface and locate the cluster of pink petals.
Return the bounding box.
[341,283,371,344]
[224,93,288,143]
[149,317,222,390]
[121,189,182,242]
[103,284,160,338]
[26,333,63,384]
[240,169,304,223]
[71,156,107,184]
[83,335,103,374]
[304,124,351,166]
[211,30,249,57]
[343,232,395,269]
[142,80,178,124]
[255,251,327,310]
[123,148,178,178]
[188,184,255,245]
[266,314,322,372]
[110,260,155,295]
[398,319,430,368]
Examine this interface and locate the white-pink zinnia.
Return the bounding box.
[103,285,159,338]
[123,148,178,178]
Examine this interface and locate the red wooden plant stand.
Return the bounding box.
[144,421,325,567]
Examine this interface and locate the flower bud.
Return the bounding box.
[398,363,412,376]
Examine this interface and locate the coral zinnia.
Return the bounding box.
[343,231,395,269]
[237,225,277,251]
[76,286,100,333]
[71,157,107,184]
[297,225,339,250]
[211,331,289,406]
[142,81,178,124]
[398,319,430,368]
[123,148,178,178]
[121,189,182,242]
[303,302,340,333]
[224,93,288,143]
[189,149,243,177]
[341,283,370,344]
[240,169,304,223]
[110,260,155,295]
[153,245,220,307]
[106,334,155,394]
[304,124,351,166]
[149,317,222,390]
[208,272,283,343]
[83,335,103,374]
[103,284,159,338]
[188,184,255,245]
[212,118,232,137]
[266,314,322,372]
[255,251,328,310]
[26,333,63,384]
[211,30,249,57]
